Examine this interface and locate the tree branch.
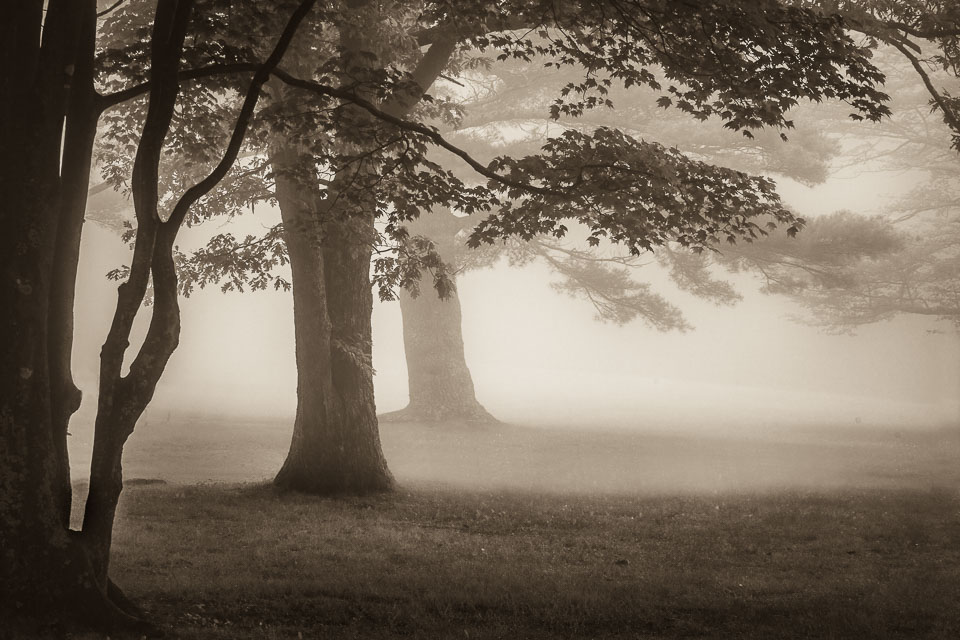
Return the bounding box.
[97,0,126,18]
[98,62,262,110]
[164,1,317,231]
[270,68,562,198]
[889,39,960,137]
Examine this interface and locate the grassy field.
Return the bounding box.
[71,482,959,639]
[59,419,960,638]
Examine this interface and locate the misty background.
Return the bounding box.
[68,151,959,454]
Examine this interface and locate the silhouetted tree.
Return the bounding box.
[0,0,315,633]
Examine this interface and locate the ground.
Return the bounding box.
[62,419,960,639]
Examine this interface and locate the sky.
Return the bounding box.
[69,152,960,436]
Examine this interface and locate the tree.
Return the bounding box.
[154,0,915,495]
[382,209,501,424]
[380,56,838,424]
[709,13,960,331]
[717,211,960,328]
[386,24,960,418]
[716,104,960,330]
[0,0,315,632]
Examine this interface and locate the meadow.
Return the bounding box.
[63,418,960,639]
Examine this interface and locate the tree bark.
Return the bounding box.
[381,212,496,423]
[270,140,393,494]
[0,1,151,633]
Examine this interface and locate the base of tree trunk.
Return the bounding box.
[273,428,395,496]
[273,466,394,495]
[379,402,499,425]
[2,544,159,639]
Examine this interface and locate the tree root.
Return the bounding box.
[107,577,149,622]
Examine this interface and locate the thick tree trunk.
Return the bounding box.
[270,142,393,494]
[268,3,404,494]
[386,279,497,422]
[271,5,462,491]
[380,211,496,423]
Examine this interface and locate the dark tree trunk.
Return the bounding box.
[0,2,149,633]
[381,211,496,423]
[3,0,314,632]
[0,135,131,637]
[49,8,101,529]
[270,141,393,494]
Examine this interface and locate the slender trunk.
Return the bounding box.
[49,10,100,528]
[80,0,195,584]
[80,0,316,571]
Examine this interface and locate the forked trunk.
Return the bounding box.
[3,0,314,631]
[271,143,392,494]
[0,1,147,633]
[0,113,147,640]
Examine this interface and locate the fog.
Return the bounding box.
[72,180,959,419]
[64,128,960,492]
[70,228,959,433]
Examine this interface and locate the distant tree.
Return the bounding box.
[713,25,960,331]
[0,0,314,633]
[718,212,959,329]
[381,59,837,424]
[717,109,960,330]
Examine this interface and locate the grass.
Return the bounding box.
[65,483,955,639]
[60,420,959,638]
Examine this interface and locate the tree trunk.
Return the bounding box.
[0,145,131,637]
[269,3,401,494]
[271,1,461,490]
[0,2,147,633]
[270,142,393,494]
[381,211,496,423]
[386,279,497,423]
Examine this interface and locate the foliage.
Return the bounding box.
[712,42,960,331]
[94,0,920,305]
[721,211,960,330]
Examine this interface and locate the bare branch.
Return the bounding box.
[97,0,126,18]
[889,39,960,137]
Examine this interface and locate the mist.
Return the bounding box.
[65,159,960,496]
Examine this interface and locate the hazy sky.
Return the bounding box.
[71,148,960,435]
